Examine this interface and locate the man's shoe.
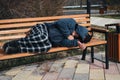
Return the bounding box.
[5,46,20,54]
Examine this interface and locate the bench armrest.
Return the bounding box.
[105,23,120,33]
[91,27,109,33]
[91,27,108,41]
[105,23,120,27]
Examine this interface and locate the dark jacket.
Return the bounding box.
[45,18,79,47]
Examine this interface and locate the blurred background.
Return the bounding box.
[0,0,120,19]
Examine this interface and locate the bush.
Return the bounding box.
[0,0,66,19]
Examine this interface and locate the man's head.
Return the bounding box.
[74,25,93,43]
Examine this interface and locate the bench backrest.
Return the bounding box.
[0,14,90,48]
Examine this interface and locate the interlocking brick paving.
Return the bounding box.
[0,52,120,80]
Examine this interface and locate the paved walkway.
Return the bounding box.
[91,17,120,27]
[0,52,120,80]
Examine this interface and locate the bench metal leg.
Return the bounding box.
[81,48,87,60]
[105,32,109,69]
[91,46,94,63]
[105,44,109,69]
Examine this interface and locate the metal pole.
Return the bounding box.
[87,0,91,15]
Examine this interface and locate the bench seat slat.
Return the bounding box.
[0,38,106,60]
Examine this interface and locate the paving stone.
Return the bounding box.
[73,73,89,80]
[90,60,103,69]
[105,74,120,80]
[12,65,37,80]
[42,60,66,80]
[42,72,59,80]
[49,62,63,73]
[4,66,25,76]
[25,70,43,80]
[12,70,34,80]
[54,59,67,64]
[105,64,119,74]
[94,53,103,60]
[23,64,38,71]
[0,71,5,76]
[64,60,78,68]
[75,64,89,74]
[39,61,53,73]
[67,56,80,61]
[58,68,75,80]
[79,59,90,64]
[0,75,12,80]
[117,63,120,73]
[90,69,104,80]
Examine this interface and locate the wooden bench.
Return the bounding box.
[0,14,109,69]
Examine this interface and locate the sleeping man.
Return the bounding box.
[3,18,92,54]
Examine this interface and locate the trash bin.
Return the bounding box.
[106,23,120,62]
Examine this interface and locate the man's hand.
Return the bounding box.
[68,35,74,40]
[77,41,86,50]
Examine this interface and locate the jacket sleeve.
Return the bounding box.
[60,39,78,47]
[54,18,76,38]
[55,20,70,38]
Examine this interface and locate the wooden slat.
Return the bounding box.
[0,26,90,35]
[0,42,3,47]
[0,28,30,35]
[0,34,26,40]
[0,14,89,24]
[0,22,90,29]
[0,38,106,60]
[79,23,91,27]
[0,52,34,60]
[85,38,107,47]
[0,22,42,29]
[75,18,90,22]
